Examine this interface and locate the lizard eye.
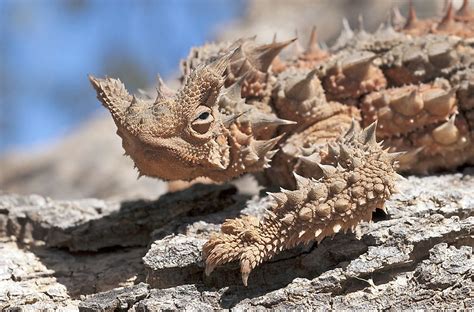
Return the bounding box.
[191,107,214,135]
[198,112,210,120]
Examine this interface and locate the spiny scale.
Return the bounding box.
[203,122,402,286]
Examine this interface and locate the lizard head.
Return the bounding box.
[90,39,295,182]
[89,55,234,181]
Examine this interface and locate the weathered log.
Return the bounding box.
[0,183,238,251]
[1,172,472,310]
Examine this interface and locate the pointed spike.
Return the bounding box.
[254,38,297,72]
[286,69,319,101]
[299,153,322,166]
[385,151,406,163]
[237,59,253,76]
[179,51,237,109]
[155,74,174,100]
[222,111,246,127]
[391,6,406,28]
[340,52,376,71]
[267,192,288,205]
[281,213,294,225]
[156,74,165,89]
[265,149,278,160]
[423,88,456,116]
[327,143,340,159]
[280,190,304,208]
[131,94,139,106]
[457,0,472,17]
[391,89,424,117]
[307,26,319,53]
[432,114,460,145]
[293,172,310,188]
[221,75,246,100]
[244,150,259,165]
[332,18,354,50]
[438,0,455,29]
[251,135,283,156]
[209,47,237,75]
[443,0,452,12]
[244,111,297,128]
[383,17,395,32]
[339,144,351,160]
[342,18,354,37]
[317,163,337,177]
[264,208,277,219]
[405,0,418,29]
[360,121,378,146]
[344,119,358,140]
[273,118,297,126]
[88,74,101,89]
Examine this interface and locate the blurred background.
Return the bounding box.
[0,0,456,199]
[0,0,244,151]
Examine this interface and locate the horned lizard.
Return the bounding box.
[90,1,474,286]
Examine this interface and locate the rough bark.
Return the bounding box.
[0,183,238,251]
[1,171,473,310]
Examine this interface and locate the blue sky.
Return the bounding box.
[0,0,243,151]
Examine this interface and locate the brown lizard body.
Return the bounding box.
[90,1,474,285]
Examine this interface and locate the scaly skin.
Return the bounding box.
[204,122,402,286]
[90,1,474,285]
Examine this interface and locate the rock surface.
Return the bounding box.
[1,171,473,310]
[0,183,238,251]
